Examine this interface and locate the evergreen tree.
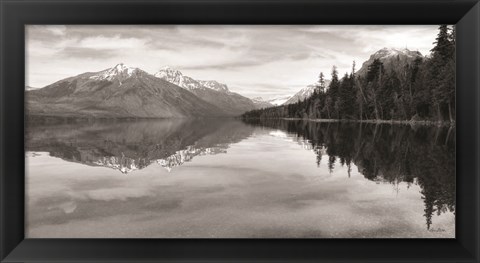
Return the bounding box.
[326,66,340,118]
[318,72,326,93]
[337,73,356,119]
[429,25,456,121]
[431,25,454,60]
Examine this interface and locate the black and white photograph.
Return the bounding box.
[25,25,456,238]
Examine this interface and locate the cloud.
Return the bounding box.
[182,60,266,70]
[60,47,118,59]
[45,25,67,36]
[26,25,440,99]
[77,35,148,50]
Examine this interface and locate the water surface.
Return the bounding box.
[25,119,455,238]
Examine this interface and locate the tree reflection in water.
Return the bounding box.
[243,119,455,230]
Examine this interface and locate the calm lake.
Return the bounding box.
[25,119,455,238]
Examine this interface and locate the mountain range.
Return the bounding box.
[27,64,269,118]
[27,64,225,118]
[26,47,424,118]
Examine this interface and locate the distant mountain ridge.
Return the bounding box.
[284,84,317,105]
[284,80,331,105]
[251,97,275,108]
[253,96,292,106]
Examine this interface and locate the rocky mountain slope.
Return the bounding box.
[26,64,226,118]
[356,47,423,76]
[154,67,259,115]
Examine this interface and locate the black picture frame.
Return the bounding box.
[1,0,479,262]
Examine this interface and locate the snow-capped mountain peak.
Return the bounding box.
[154,67,204,91]
[250,96,290,106]
[284,84,317,105]
[155,66,183,79]
[356,47,423,76]
[283,79,330,105]
[198,80,229,92]
[374,47,422,59]
[267,96,292,106]
[298,84,317,96]
[154,67,230,93]
[90,63,142,82]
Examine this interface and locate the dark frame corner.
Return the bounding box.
[1,0,479,262]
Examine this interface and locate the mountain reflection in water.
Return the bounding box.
[26,119,254,173]
[25,119,455,238]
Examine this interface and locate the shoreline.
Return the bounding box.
[278,118,456,127]
[27,114,456,127]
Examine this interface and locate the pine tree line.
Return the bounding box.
[242,25,455,123]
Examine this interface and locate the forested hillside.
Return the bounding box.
[242,25,455,123]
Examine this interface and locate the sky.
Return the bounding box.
[26,25,439,99]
